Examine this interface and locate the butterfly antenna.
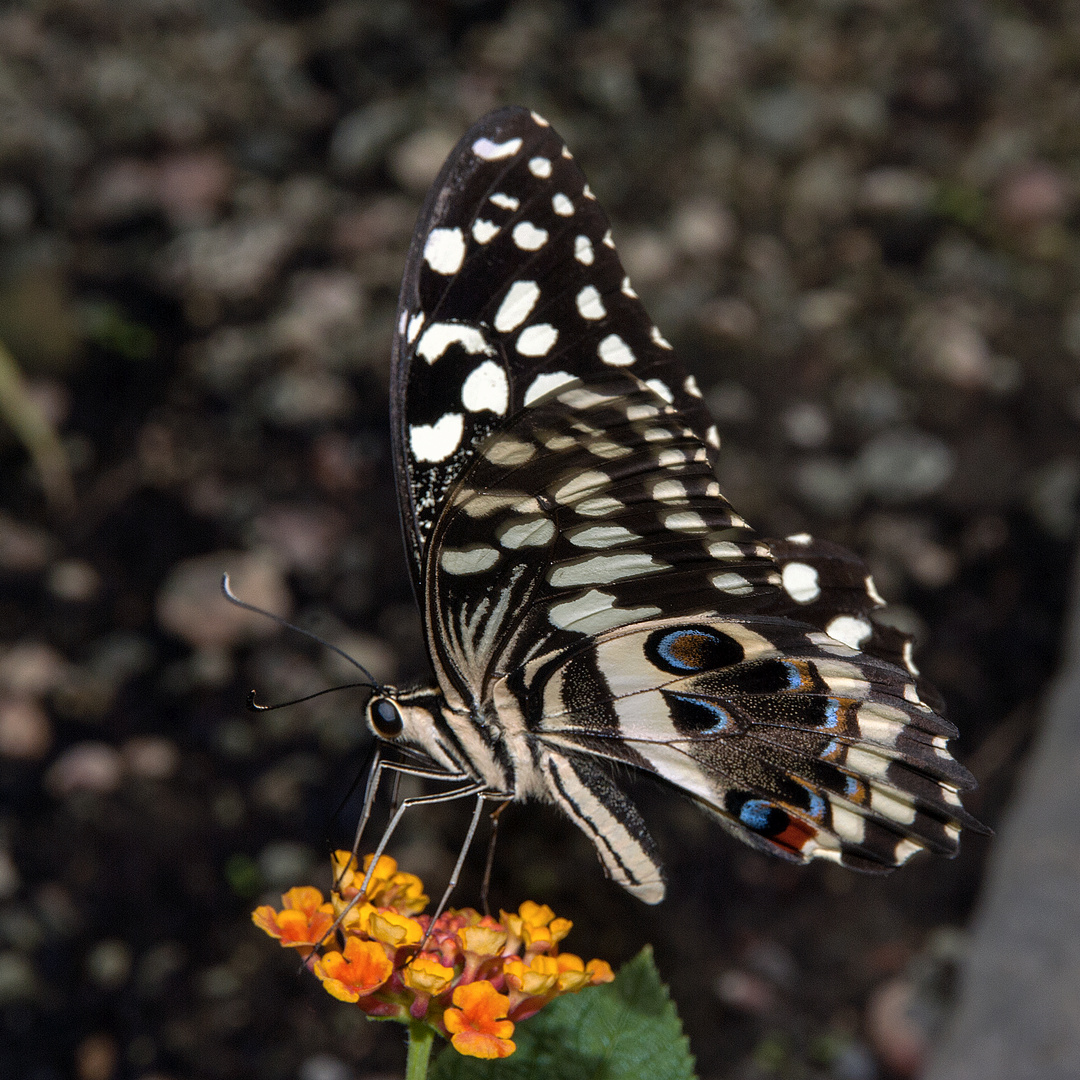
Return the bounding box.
[221,573,381,686]
[247,683,376,712]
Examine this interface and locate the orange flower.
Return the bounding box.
[443,980,516,1059]
[252,887,334,951]
[586,958,615,985]
[314,937,394,1001]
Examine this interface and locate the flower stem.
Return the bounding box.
[406,1022,436,1080]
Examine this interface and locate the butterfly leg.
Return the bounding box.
[480,799,512,917]
[419,789,512,952]
[349,748,468,869]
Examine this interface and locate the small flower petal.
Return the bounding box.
[459,926,508,957]
[444,981,516,1059]
[587,958,615,984]
[504,955,558,996]
[314,938,393,1001]
[368,909,423,948]
[402,955,455,996]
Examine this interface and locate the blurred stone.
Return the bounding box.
[833,375,905,433]
[270,270,366,358]
[619,229,677,289]
[257,841,316,889]
[856,430,955,504]
[0,183,34,236]
[300,1054,355,1080]
[746,85,820,153]
[0,848,20,900]
[698,296,758,341]
[322,630,397,687]
[0,641,69,697]
[87,633,154,685]
[714,968,776,1015]
[75,1033,118,1080]
[251,505,346,575]
[0,697,52,760]
[830,87,887,141]
[85,939,133,990]
[257,367,356,427]
[389,128,458,195]
[166,217,296,303]
[910,302,997,390]
[135,941,186,998]
[122,737,178,780]
[865,515,958,590]
[44,741,124,797]
[995,163,1072,226]
[687,11,745,101]
[858,168,935,217]
[788,151,857,224]
[706,381,757,425]
[830,1040,878,1080]
[1027,458,1080,541]
[79,158,157,225]
[0,951,37,1004]
[799,290,855,333]
[252,753,324,814]
[671,198,735,259]
[0,512,54,572]
[329,99,411,178]
[156,149,232,227]
[781,401,831,448]
[866,977,929,1078]
[0,262,83,374]
[33,882,80,936]
[157,550,290,652]
[793,456,860,518]
[46,559,101,602]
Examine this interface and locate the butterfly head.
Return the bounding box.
[365,687,465,774]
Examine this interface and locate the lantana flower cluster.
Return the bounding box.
[252,851,614,1059]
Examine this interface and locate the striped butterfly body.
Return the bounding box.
[364,107,983,903]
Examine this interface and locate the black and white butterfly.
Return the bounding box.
[356,107,983,905]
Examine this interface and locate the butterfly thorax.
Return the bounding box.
[366,686,528,797]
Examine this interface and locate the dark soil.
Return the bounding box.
[0,3,1076,1079]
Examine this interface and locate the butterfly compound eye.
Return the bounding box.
[369,697,404,739]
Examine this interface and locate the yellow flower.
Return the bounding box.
[504,954,558,996]
[402,955,455,996]
[443,980,516,1059]
[458,925,508,958]
[251,887,334,952]
[368,909,423,948]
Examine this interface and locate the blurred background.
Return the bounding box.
[0,1,1077,1078]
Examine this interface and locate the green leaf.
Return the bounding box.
[430,947,696,1080]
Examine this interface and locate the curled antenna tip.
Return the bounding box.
[247,689,268,711]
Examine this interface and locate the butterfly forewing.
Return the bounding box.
[383,106,985,900]
[391,107,719,594]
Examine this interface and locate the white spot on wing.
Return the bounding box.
[552,193,574,216]
[621,276,638,298]
[528,156,552,178]
[786,533,813,545]
[708,540,743,558]
[517,323,559,357]
[494,280,540,333]
[651,326,672,349]
[602,229,615,248]
[598,334,635,367]
[568,524,641,548]
[684,375,702,398]
[705,425,720,448]
[574,235,594,265]
[583,183,596,200]
[406,311,425,343]
[498,516,556,549]
[440,545,500,574]
[461,360,509,415]
[524,370,577,406]
[551,470,610,505]
[398,310,407,335]
[651,479,687,503]
[865,575,886,606]
[782,561,821,603]
[825,615,873,650]
[711,572,753,595]
[490,192,520,210]
[423,228,466,275]
[663,511,709,534]
[473,136,522,160]
[512,221,548,250]
[547,589,661,634]
[645,378,673,403]
[409,413,464,462]
[483,438,535,465]
[472,219,500,244]
[575,494,624,517]
[530,111,550,126]
[416,322,491,364]
[576,285,606,320]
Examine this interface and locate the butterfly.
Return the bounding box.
[356,106,984,905]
